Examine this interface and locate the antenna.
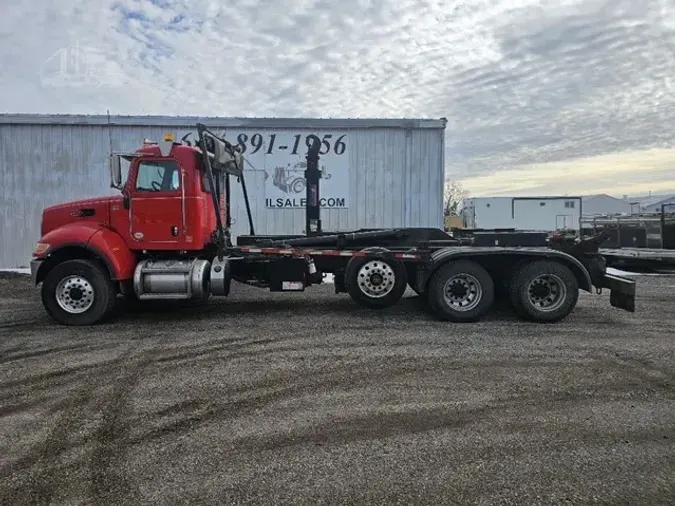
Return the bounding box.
[106,109,113,156]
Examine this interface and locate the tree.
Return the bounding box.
[444,180,469,216]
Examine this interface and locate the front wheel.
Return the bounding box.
[427,260,495,322]
[508,260,579,323]
[41,259,118,326]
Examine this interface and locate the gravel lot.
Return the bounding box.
[0,272,673,505]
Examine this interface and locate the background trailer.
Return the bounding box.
[0,114,446,268]
[461,196,583,233]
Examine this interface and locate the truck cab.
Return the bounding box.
[108,138,224,252]
[36,135,230,256]
[30,129,243,324]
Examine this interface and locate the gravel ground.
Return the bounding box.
[0,272,673,505]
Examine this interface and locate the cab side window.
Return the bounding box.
[136,160,181,192]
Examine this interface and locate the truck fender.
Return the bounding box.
[39,222,102,249]
[35,224,136,284]
[87,227,137,280]
[419,247,593,293]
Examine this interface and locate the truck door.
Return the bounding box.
[129,158,185,246]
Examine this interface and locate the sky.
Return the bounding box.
[0,0,674,197]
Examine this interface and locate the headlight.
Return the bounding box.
[33,242,50,257]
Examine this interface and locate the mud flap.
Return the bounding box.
[601,273,636,312]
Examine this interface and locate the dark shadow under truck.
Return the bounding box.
[28,125,636,325]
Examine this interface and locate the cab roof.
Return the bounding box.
[136,141,201,158]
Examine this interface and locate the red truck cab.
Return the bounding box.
[30,132,236,324]
[37,137,221,254]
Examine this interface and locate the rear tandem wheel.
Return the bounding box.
[426,260,495,322]
[508,260,579,323]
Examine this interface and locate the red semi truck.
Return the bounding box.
[29,124,636,326]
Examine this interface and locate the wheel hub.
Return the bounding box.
[443,274,482,311]
[448,283,468,298]
[357,260,395,298]
[530,283,551,299]
[527,274,566,312]
[69,287,84,300]
[56,276,95,314]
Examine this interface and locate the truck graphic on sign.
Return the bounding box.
[267,158,332,195]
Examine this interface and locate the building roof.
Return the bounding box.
[627,194,675,208]
[0,113,448,130]
[582,193,675,208]
[582,193,625,201]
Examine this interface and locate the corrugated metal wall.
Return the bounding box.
[0,115,445,268]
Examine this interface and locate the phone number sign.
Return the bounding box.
[223,130,349,209]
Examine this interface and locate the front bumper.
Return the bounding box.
[30,259,43,285]
[601,273,636,312]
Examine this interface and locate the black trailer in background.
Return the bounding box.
[577,204,675,271]
[580,205,675,250]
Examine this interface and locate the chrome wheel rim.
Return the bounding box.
[357,260,396,298]
[55,275,95,314]
[527,274,566,312]
[443,274,482,311]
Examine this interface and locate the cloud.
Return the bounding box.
[1,0,675,197]
[460,147,675,196]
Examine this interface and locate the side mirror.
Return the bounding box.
[109,154,122,189]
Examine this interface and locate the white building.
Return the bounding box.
[461,196,582,232]
[0,114,447,268]
[581,194,635,216]
[581,193,675,216]
[459,191,675,237]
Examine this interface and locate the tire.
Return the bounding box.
[41,259,118,326]
[426,260,495,322]
[508,260,579,323]
[344,250,408,309]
